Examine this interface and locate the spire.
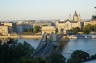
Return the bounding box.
[74,11,78,16]
[73,11,81,21]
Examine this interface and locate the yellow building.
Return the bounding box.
[0,26,9,35]
[1,22,13,27]
[56,11,83,34]
[56,20,81,33]
[84,20,96,26]
[41,26,56,34]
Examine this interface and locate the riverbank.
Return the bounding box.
[68,34,96,39]
[1,34,96,40]
[0,35,42,39]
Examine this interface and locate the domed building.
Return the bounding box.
[56,11,82,34]
[73,11,81,21]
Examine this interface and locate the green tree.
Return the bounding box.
[82,24,92,34]
[0,39,34,63]
[47,53,66,63]
[20,57,47,63]
[20,57,33,63]
[92,16,96,20]
[42,24,48,26]
[71,27,80,34]
[91,54,96,59]
[71,50,89,61]
[67,57,80,63]
[92,24,96,32]
[33,26,40,33]
[56,28,58,33]
[32,57,47,63]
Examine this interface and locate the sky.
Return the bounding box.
[0,0,96,21]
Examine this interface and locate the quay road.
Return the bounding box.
[0,35,41,39]
[32,33,65,57]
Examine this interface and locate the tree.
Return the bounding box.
[91,54,96,59]
[92,24,96,32]
[82,24,92,34]
[82,24,96,34]
[71,27,81,34]
[47,52,66,63]
[33,26,40,33]
[67,50,90,63]
[92,16,96,20]
[67,57,80,63]
[56,28,58,33]
[19,57,33,63]
[42,24,48,26]
[0,39,34,63]
[71,50,89,61]
[32,57,47,63]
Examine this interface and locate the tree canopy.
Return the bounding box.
[33,26,40,33]
[0,39,34,63]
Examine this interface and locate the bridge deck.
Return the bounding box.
[32,33,64,57]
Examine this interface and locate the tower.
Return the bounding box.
[92,7,96,20]
[73,11,80,21]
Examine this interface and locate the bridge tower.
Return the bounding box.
[92,7,96,20]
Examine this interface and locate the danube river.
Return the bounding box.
[62,39,96,58]
[18,38,96,63]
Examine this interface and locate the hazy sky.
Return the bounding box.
[0,0,96,20]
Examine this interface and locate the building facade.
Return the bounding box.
[56,11,82,34]
[41,26,56,34]
[16,24,33,33]
[1,22,14,33]
[84,19,96,26]
[1,22,13,27]
[56,20,81,33]
[0,25,9,35]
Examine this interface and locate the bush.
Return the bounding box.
[47,52,66,63]
[33,26,40,33]
[0,39,34,63]
[71,50,89,61]
[91,54,96,59]
[67,57,80,63]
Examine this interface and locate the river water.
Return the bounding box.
[62,39,96,58]
[18,38,96,63]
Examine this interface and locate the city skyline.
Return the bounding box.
[0,0,96,21]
